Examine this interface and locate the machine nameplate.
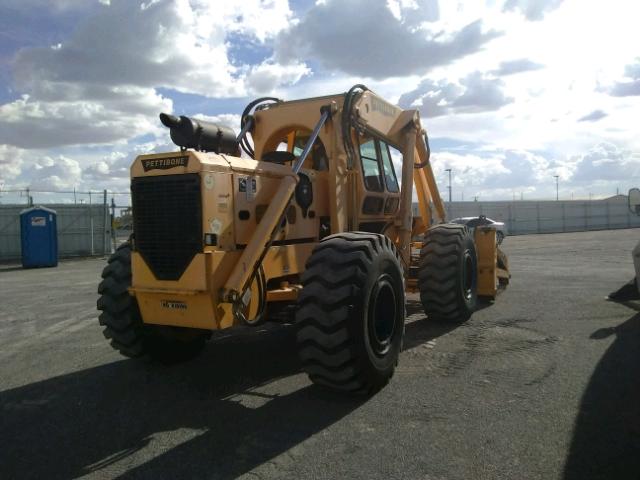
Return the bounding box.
[142,156,189,171]
[370,96,398,117]
[161,300,187,310]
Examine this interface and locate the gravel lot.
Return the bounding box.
[1,229,639,480]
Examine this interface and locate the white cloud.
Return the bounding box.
[0,88,171,148]
[491,58,544,76]
[569,142,640,183]
[608,58,640,97]
[12,0,238,98]
[578,109,607,122]
[19,156,83,190]
[502,0,564,21]
[0,145,26,182]
[275,0,499,78]
[222,0,296,42]
[245,61,311,95]
[399,72,512,116]
[1,0,309,151]
[2,0,640,201]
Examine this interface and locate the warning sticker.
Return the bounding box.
[204,173,215,190]
[239,177,257,201]
[31,217,46,227]
[209,218,222,235]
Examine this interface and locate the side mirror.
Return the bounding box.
[629,188,640,216]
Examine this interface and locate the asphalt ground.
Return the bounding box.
[1,229,639,480]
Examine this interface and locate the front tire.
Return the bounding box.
[418,224,477,322]
[97,242,208,363]
[296,233,405,394]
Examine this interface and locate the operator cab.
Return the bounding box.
[356,133,401,232]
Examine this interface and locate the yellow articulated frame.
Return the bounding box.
[130,242,316,330]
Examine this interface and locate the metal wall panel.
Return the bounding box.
[0,204,110,261]
[413,196,640,235]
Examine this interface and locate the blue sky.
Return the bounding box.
[1,0,639,204]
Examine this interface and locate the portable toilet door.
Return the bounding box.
[20,206,58,268]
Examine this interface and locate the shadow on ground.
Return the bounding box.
[0,304,463,480]
[0,326,355,480]
[563,312,640,479]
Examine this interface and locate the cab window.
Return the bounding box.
[292,131,328,171]
[359,139,384,191]
[380,142,399,192]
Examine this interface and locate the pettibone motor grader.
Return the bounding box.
[97,85,509,393]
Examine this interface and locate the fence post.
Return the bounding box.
[562,202,566,232]
[111,197,117,251]
[606,201,610,230]
[508,203,514,235]
[102,189,108,255]
[584,202,588,231]
[536,203,541,233]
[89,192,94,256]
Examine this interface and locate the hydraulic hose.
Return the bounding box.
[239,97,282,158]
[341,84,368,169]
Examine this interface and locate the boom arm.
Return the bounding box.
[350,90,446,262]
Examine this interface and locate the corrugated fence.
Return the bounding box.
[412,195,640,235]
[0,204,111,261]
[2,196,638,262]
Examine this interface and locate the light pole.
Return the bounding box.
[445,168,452,203]
[554,175,559,201]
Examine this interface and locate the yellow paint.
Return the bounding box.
[475,228,498,298]
[127,87,509,331]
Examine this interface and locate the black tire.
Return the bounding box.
[418,224,477,322]
[97,242,208,363]
[296,232,405,394]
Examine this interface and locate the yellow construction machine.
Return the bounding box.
[97,85,509,393]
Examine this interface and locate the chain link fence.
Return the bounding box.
[0,189,131,262]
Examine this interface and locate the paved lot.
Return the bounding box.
[1,229,639,480]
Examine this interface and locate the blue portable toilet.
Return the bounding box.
[20,206,58,268]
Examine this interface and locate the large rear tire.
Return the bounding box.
[296,233,405,394]
[97,242,208,363]
[418,224,477,322]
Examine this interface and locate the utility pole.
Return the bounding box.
[554,175,559,201]
[445,168,452,203]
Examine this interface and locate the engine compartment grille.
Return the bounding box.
[131,174,202,280]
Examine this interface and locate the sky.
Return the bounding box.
[0,0,639,205]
